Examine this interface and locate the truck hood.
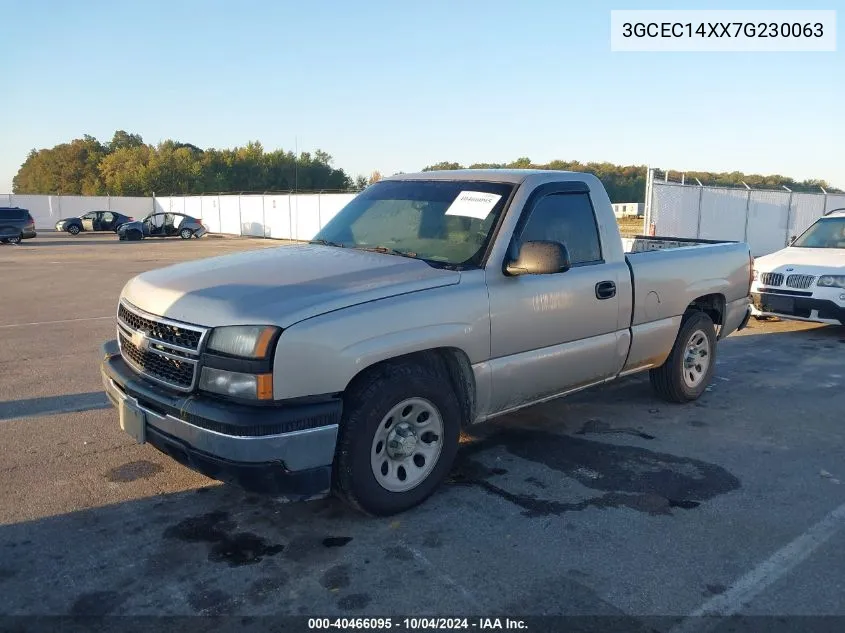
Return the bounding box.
[120,244,461,328]
[755,247,845,274]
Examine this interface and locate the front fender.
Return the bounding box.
[271,271,490,400]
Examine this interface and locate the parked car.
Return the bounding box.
[0,207,37,244]
[750,208,845,325]
[55,210,134,235]
[100,170,753,516]
[117,212,207,240]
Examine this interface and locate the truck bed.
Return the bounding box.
[624,234,738,254]
[618,236,753,374]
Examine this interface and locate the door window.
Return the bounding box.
[518,192,602,265]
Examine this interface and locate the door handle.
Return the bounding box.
[595,281,616,300]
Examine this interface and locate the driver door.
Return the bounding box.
[81,213,96,231]
[485,186,625,414]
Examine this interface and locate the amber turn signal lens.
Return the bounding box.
[256,374,273,400]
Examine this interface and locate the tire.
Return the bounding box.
[649,311,717,403]
[7,234,21,245]
[67,225,81,235]
[333,359,462,516]
[180,228,193,239]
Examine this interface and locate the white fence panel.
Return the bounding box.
[824,194,845,214]
[292,195,322,241]
[788,193,825,240]
[218,195,242,235]
[170,197,187,215]
[9,195,57,228]
[747,190,791,256]
[108,196,153,218]
[183,196,204,223]
[650,183,701,238]
[60,195,110,218]
[264,195,292,239]
[4,191,363,236]
[239,195,266,237]
[318,193,356,230]
[200,196,221,233]
[698,188,747,242]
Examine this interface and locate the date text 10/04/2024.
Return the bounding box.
[308,618,528,630]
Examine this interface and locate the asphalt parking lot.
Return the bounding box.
[1,232,845,629]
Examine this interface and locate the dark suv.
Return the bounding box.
[0,207,37,244]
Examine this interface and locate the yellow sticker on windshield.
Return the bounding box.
[444,191,502,220]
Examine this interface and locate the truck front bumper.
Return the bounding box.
[100,339,342,499]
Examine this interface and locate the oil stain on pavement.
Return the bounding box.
[162,510,285,567]
[448,429,740,517]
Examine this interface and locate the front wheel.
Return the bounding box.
[180,228,193,239]
[333,360,461,516]
[649,311,717,403]
[67,225,81,235]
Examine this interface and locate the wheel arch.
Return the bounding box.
[343,347,477,429]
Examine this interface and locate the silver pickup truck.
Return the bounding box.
[100,170,753,515]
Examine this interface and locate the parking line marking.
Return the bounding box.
[402,542,483,610]
[668,501,845,633]
[0,316,113,329]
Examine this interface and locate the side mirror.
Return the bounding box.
[789,235,797,245]
[505,240,571,276]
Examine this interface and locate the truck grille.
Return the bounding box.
[116,300,208,391]
[760,273,783,287]
[785,274,815,290]
[117,303,202,351]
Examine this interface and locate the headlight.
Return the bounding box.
[207,325,280,358]
[199,367,273,400]
[817,275,845,289]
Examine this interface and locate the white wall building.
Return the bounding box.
[612,202,644,218]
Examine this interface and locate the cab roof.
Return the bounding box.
[383,169,592,185]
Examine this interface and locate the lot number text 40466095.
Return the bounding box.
[307,618,528,630]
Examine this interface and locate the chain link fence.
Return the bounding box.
[644,170,845,256]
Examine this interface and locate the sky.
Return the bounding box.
[1,0,842,193]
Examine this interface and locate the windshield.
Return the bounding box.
[792,217,845,249]
[312,179,515,267]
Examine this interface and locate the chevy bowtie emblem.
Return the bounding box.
[132,330,150,351]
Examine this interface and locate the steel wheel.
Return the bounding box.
[370,397,444,493]
[682,329,710,389]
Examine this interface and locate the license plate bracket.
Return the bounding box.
[764,295,795,314]
[119,399,146,444]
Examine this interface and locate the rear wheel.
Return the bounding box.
[67,224,81,235]
[180,228,193,239]
[650,311,717,403]
[6,234,22,245]
[333,360,461,516]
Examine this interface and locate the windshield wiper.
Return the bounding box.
[309,239,345,248]
[353,245,420,259]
